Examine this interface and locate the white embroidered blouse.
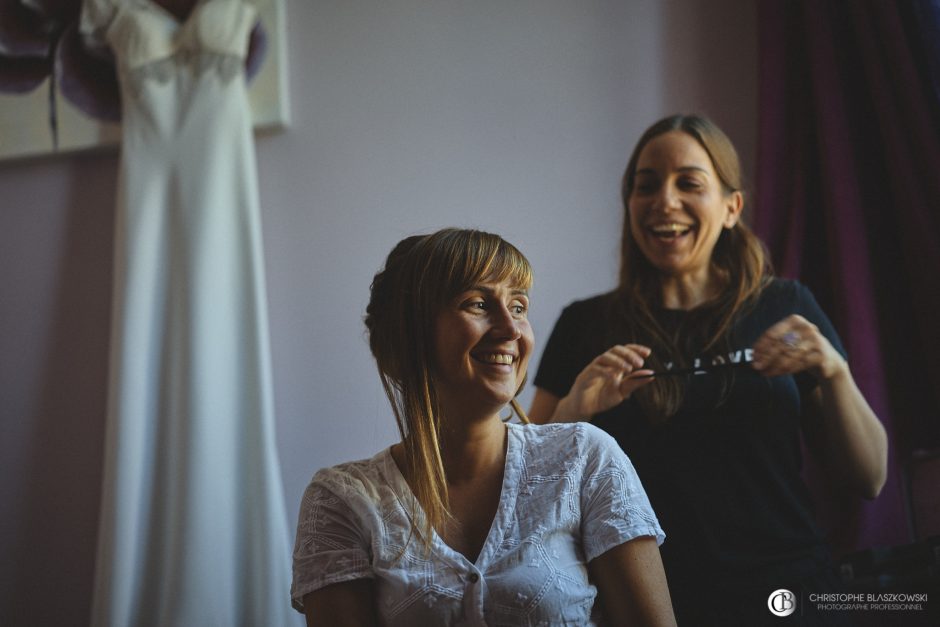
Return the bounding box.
[292,422,664,626]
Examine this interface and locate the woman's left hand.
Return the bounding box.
[753,315,887,499]
[751,314,847,381]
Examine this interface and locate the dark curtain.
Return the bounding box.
[754,0,940,554]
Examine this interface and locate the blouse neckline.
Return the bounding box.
[379,424,525,569]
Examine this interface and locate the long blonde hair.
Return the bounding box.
[364,228,532,549]
[617,115,772,420]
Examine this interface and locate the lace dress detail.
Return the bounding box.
[126,50,243,94]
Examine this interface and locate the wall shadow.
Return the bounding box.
[4,152,117,627]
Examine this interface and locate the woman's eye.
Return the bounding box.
[510,303,528,316]
[678,178,703,190]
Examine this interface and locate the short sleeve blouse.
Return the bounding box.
[291,422,664,626]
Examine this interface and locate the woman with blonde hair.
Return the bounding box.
[292,228,676,626]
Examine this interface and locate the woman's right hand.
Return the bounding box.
[557,344,655,422]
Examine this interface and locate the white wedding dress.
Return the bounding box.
[80,1,297,625]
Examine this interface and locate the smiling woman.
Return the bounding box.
[628,131,743,287]
[433,281,533,420]
[529,115,888,625]
[291,228,677,627]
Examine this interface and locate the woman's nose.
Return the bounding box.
[653,184,680,212]
[490,304,522,339]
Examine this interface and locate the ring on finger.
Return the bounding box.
[781,331,801,349]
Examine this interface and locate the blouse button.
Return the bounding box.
[468,572,480,583]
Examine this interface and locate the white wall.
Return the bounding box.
[263,0,757,526]
[0,1,756,623]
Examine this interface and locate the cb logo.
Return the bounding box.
[768,588,796,617]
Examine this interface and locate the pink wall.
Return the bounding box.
[0,153,116,624]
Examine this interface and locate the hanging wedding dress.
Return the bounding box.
[79,1,297,625]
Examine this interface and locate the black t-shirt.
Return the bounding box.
[535,280,848,611]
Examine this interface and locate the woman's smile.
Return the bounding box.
[472,351,517,366]
[628,131,741,280]
[434,281,533,414]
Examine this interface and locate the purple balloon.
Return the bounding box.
[245,20,268,83]
[20,0,80,24]
[56,21,121,122]
[0,53,49,92]
[0,0,55,58]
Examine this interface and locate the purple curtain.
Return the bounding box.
[754,0,940,554]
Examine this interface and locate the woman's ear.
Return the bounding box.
[724,190,744,228]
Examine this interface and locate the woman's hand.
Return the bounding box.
[553,344,655,422]
[753,314,887,498]
[751,314,847,381]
